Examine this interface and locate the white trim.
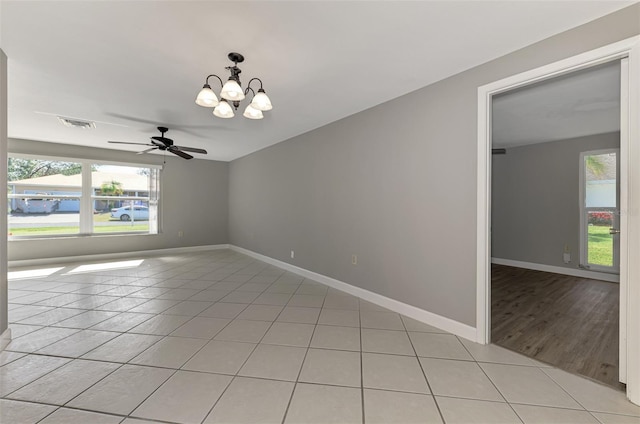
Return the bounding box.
[619,57,630,384]
[7,244,230,268]
[477,35,640,405]
[491,258,619,283]
[230,245,477,341]
[623,35,640,405]
[80,161,93,233]
[476,79,492,345]
[0,328,11,351]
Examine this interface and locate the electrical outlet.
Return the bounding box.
[563,252,571,263]
[352,254,357,265]
[291,250,295,259]
[178,230,184,237]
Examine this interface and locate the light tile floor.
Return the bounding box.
[2,249,640,424]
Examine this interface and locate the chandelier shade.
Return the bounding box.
[213,99,234,118]
[195,52,272,120]
[243,104,264,120]
[220,79,245,101]
[195,85,219,107]
[250,89,273,111]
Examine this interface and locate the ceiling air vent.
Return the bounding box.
[57,116,96,129]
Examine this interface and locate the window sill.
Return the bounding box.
[9,232,160,241]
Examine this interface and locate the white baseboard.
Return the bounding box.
[0,328,11,351]
[230,245,477,341]
[8,244,230,269]
[491,257,620,283]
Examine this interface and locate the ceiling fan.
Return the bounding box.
[108,126,207,160]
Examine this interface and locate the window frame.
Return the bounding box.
[578,148,620,273]
[7,153,161,239]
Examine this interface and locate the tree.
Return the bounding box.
[99,180,124,211]
[8,158,83,181]
[585,155,606,178]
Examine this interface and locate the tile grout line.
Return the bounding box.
[401,315,447,424]
[1,355,74,398]
[6,373,570,421]
[279,280,326,424]
[198,272,300,424]
[48,360,130,415]
[455,335,524,423]
[192,303,285,422]
[115,282,240,422]
[538,366,608,414]
[5,356,127,413]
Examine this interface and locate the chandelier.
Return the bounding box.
[195,52,273,120]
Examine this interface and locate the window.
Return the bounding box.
[579,149,619,272]
[8,155,160,238]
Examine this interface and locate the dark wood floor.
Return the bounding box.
[491,264,623,389]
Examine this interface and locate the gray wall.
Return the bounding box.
[229,5,640,327]
[492,133,620,269]
[8,139,229,262]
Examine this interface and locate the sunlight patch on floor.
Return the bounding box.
[7,267,64,280]
[67,259,144,274]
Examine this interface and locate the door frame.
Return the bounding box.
[476,36,640,405]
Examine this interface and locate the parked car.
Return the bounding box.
[110,205,149,221]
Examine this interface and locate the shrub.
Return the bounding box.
[588,211,613,226]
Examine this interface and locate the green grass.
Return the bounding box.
[9,226,82,236]
[9,225,149,236]
[93,212,114,222]
[588,225,614,266]
[8,212,149,236]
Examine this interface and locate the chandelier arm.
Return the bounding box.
[205,74,224,88]
[244,87,256,97]
[246,78,264,90]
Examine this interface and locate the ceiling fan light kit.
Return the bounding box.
[196,52,273,120]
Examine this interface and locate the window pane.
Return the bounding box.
[8,158,82,237]
[92,164,152,233]
[587,210,614,267]
[585,152,616,208]
[95,200,150,233]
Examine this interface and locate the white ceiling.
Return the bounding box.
[0,1,634,161]
[492,60,621,148]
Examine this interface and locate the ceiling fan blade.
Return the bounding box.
[108,141,154,146]
[168,147,193,160]
[173,146,208,154]
[137,147,158,155]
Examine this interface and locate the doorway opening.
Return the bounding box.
[492,64,622,389]
[477,36,640,405]
[489,59,622,386]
